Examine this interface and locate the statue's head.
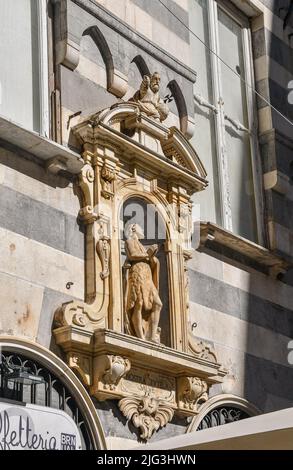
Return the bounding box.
[150,72,160,93]
[126,223,144,240]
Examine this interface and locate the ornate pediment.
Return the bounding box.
[72,102,208,193]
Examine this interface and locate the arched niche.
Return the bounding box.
[77,33,107,89]
[167,79,190,137]
[120,196,171,347]
[82,26,127,98]
[131,55,150,78]
[126,55,151,101]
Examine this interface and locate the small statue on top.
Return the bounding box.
[129,72,169,122]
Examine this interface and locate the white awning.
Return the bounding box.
[135,408,293,450]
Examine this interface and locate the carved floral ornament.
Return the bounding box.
[53,95,227,440]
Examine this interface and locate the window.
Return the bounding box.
[190,0,262,243]
[0,351,94,449]
[0,0,49,135]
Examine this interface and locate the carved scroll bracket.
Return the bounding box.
[92,355,131,398]
[177,377,208,414]
[54,300,106,332]
[67,352,92,386]
[74,163,97,224]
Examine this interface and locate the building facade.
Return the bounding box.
[0,0,293,450]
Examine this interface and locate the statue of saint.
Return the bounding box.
[129,72,169,122]
[123,223,162,343]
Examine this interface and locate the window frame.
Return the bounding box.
[195,0,265,245]
[37,0,50,137]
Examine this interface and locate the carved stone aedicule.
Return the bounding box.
[52,101,227,439]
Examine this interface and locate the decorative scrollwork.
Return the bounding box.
[102,355,131,391]
[96,223,110,280]
[101,165,116,199]
[119,391,174,440]
[197,406,250,430]
[188,326,218,364]
[54,300,105,332]
[178,377,208,413]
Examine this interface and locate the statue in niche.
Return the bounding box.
[129,72,169,122]
[123,223,162,343]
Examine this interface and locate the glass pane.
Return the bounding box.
[189,0,221,225]
[218,7,257,241]
[0,0,40,132]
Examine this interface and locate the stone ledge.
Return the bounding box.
[200,222,292,278]
[0,115,83,175]
[93,329,225,381]
[53,325,226,383]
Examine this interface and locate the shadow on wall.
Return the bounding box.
[0,141,71,190]
[244,0,293,415]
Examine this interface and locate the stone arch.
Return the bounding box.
[0,335,107,449]
[118,192,173,346]
[187,394,260,432]
[115,182,178,242]
[131,55,151,78]
[167,79,189,136]
[83,26,127,98]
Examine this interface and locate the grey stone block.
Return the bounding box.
[244,353,293,411]
[259,0,287,17]
[252,28,267,59]
[188,269,293,337]
[61,66,119,115]
[0,184,84,259]
[37,287,81,348]
[132,0,189,42]
[255,78,270,110]
[272,191,293,230]
[188,269,241,318]
[266,28,293,76]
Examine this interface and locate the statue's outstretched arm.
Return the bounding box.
[139,75,150,98]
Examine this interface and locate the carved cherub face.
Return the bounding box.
[150,73,160,93]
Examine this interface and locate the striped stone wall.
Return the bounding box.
[0,145,84,349]
[251,0,293,257]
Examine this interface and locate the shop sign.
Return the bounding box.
[0,401,82,450]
